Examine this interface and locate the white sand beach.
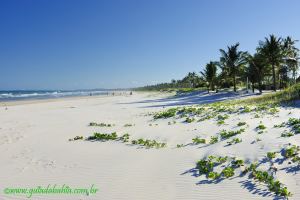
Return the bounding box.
[0,91,300,200]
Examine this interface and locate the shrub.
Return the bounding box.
[287,118,300,134]
[192,137,206,144]
[217,120,225,125]
[274,122,286,128]
[196,159,214,174]
[220,129,245,140]
[124,124,134,127]
[207,171,220,180]
[154,108,177,119]
[256,124,266,130]
[267,152,277,160]
[217,114,229,120]
[257,130,264,134]
[227,138,242,145]
[216,156,228,163]
[222,167,234,178]
[89,122,114,127]
[241,106,252,113]
[176,144,184,148]
[131,138,167,149]
[69,136,84,141]
[249,162,258,171]
[284,145,299,158]
[120,133,130,142]
[281,132,294,137]
[232,159,244,168]
[185,117,195,123]
[237,122,247,126]
[209,136,218,144]
[250,169,292,197]
[87,132,118,141]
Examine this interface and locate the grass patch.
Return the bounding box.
[236,83,300,105]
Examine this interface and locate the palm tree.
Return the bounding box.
[257,34,283,91]
[282,36,299,84]
[182,72,200,88]
[247,53,267,93]
[219,43,248,92]
[200,61,218,93]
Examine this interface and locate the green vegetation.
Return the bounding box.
[232,159,244,168]
[237,83,300,104]
[251,169,292,198]
[87,132,118,141]
[288,118,300,133]
[274,122,286,128]
[69,136,84,141]
[284,145,299,158]
[217,120,225,125]
[120,133,130,142]
[207,171,220,180]
[196,156,229,176]
[137,34,299,99]
[227,138,242,145]
[185,117,195,123]
[267,152,277,160]
[192,137,206,144]
[131,138,167,149]
[89,122,114,127]
[216,114,229,125]
[200,61,218,93]
[222,167,235,178]
[193,148,294,198]
[281,131,294,137]
[209,136,218,144]
[273,118,300,135]
[220,128,245,140]
[84,132,167,149]
[256,123,266,130]
[237,121,247,126]
[154,108,177,119]
[124,123,134,127]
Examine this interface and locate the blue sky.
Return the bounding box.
[0,0,300,90]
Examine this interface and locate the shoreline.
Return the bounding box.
[0,91,144,106]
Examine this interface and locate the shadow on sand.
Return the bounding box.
[119,91,258,108]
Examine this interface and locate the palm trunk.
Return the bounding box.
[233,73,237,92]
[207,83,210,94]
[259,81,262,93]
[272,64,276,91]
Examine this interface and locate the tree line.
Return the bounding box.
[139,34,299,93]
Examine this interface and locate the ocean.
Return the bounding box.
[0,89,115,101]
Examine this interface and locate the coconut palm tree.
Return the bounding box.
[182,72,200,88]
[282,36,299,84]
[200,61,218,93]
[247,53,268,93]
[257,34,283,91]
[219,43,248,92]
